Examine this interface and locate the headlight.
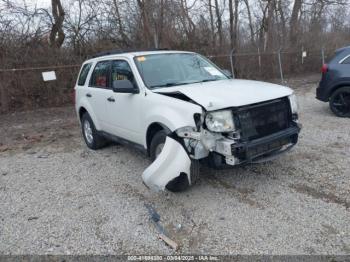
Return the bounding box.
[288,94,299,114]
[205,110,235,132]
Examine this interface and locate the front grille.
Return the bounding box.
[236,97,291,141]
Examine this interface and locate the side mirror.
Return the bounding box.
[222,69,233,78]
[112,80,139,94]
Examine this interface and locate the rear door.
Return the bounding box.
[85,60,112,130]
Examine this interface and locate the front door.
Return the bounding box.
[104,59,142,144]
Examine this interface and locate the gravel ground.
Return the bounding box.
[0,75,349,255]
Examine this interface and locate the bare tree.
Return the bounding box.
[136,0,152,47]
[290,0,302,48]
[49,0,65,48]
[243,0,255,46]
[229,0,239,50]
[208,0,216,48]
[214,0,223,48]
[64,0,98,54]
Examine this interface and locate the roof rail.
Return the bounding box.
[335,46,350,53]
[91,48,169,58]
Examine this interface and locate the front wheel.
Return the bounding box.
[149,130,200,192]
[329,87,350,117]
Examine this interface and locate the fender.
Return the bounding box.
[141,92,203,147]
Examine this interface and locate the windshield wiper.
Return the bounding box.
[200,78,217,82]
[150,82,184,89]
[189,78,218,84]
[150,78,219,89]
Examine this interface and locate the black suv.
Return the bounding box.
[316,46,350,117]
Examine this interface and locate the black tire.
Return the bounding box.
[149,130,200,192]
[166,160,200,192]
[81,113,106,150]
[329,87,350,117]
[150,130,168,161]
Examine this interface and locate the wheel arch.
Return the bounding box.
[77,104,101,130]
[146,122,171,155]
[329,82,350,98]
[79,107,88,120]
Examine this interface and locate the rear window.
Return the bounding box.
[340,55,350,64]
[77,63,92,86]
[89,61,110,88]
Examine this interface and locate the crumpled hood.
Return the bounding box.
[153,79,293,111]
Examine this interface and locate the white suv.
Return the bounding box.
[75,50,300,191]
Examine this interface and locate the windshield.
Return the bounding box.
[134,53,228,89]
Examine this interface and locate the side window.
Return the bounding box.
[341,55,350,64]
[89,61,110,88]
[77,63,92,86]
[111,60,136,87]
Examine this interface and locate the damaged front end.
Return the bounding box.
[143,96,301,191]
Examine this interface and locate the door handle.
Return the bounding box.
[107,97,115,102]
[86,93,92,97]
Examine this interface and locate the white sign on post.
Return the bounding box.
[302,51,307,58]
[42,71,57,81]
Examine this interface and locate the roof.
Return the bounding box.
[91,48,169,58]
[90,49,193,59]
[83,49,194,64]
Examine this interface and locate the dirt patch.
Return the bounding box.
[204,173,263,209]
[0,106,80,154]
[290,184,350,209]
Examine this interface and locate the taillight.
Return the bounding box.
[321,64,328,74]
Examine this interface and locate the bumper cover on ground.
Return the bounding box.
[142,136,191,191]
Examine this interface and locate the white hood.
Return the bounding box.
[153,79,293,111]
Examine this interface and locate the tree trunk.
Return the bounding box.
[233,0,239,50]
[277,0,287,42]
[208,0,216,48]
[263,0,275,51]
[289,0,302,48]
[112,0,130,46]
[49,0,65,48]
[229,0,234,49]
[137,0,152,47]
[244,0,255,47]
[180,0,196,43]
[214,0,223,48]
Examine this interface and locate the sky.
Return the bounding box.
[36,0,50,8]
[14,0,51,8]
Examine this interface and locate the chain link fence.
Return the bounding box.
[0,48,334,114]
[209,48,334,82]
[0,64,81,113]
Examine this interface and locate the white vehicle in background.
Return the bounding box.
[74,49,301,192]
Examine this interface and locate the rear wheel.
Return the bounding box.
[81,113,106,150]
[329,87,350,117]
[149,130,200,192]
